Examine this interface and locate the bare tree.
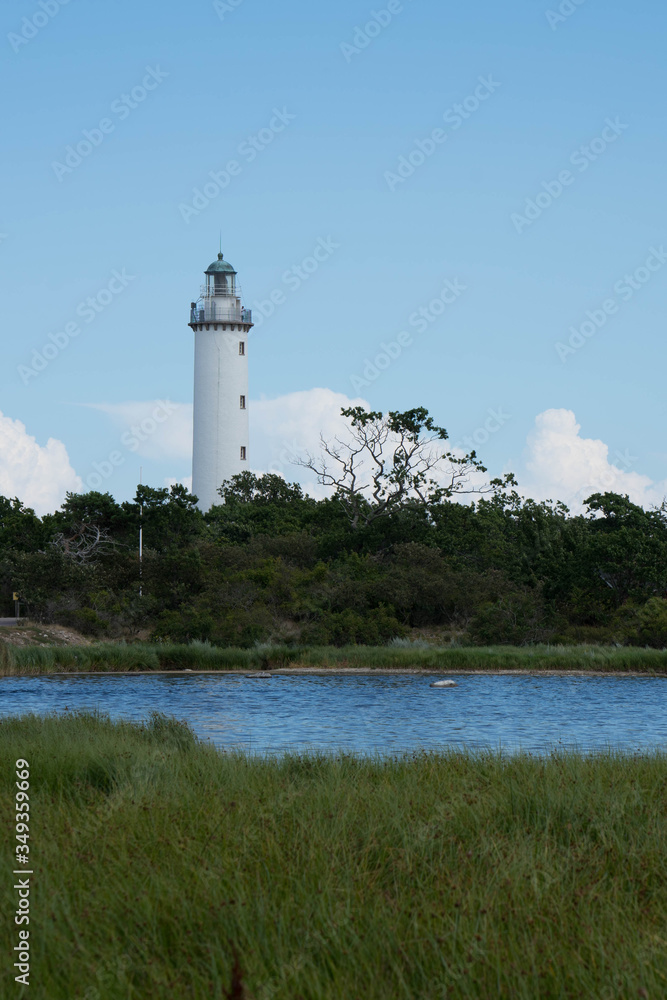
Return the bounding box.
[296,406,511,530]
[51,523,117,564]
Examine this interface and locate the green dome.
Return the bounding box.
[205,252,237,275]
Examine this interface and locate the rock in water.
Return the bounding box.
[430,679,458,688]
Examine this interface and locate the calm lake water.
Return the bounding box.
[2,672,667,755]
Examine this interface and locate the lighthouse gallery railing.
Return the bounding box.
[190,301,252,324]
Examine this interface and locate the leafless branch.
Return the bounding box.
[51,523,117,564]
[294,407,493,529]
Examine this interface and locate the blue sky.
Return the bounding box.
[1,0,667,512]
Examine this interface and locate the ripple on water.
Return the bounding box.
[0,673,666,755]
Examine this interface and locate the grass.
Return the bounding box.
[2,637,667,676]
[0,712,665,998]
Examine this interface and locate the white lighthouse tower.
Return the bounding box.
[189,251,253,511]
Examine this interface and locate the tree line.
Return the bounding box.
[2,407,667,648]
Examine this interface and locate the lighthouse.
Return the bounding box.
[189,251,253,511]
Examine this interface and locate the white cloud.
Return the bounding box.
[96,388,483,500]
[88,400,192,461]
[250,387,369,493]
[0,410,81,515]
[91,395,667,515]
[250,388,493,500]
[91,389,367,496]
[520,409,667,511]
[165,475,193,493]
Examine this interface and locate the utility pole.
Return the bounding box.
[139,467,143,598]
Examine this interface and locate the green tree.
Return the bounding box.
[0,497,45,553]
[208,473,317,542]
[128,484,204,551]
[581,493,667,605]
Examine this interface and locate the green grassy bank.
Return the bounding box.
[2,638,667,676]
[0,713,665,998]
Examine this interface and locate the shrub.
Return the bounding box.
[468,592,551,646]
[300,605,406,646]
[629,597,667,648]
[64,606,109,637]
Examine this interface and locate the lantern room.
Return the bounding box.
[204,252,237,297]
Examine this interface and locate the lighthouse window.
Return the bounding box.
[239,341,245,355]
[239,395,246,409]
[240,446,247,460]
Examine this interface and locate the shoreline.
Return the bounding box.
[3,667,667,678]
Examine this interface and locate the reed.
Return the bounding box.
[1,638,667,676]
[0,712,665,998]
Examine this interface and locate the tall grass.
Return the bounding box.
[2,639,667,676]
[0,712,665,998]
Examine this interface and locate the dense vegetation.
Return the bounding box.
[3,468,667,648]
[1,712,665,998]
[0,402,665,649]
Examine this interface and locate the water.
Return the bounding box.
[2,672,667,755]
